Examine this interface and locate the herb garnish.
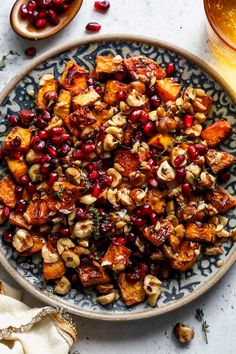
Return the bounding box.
[54,187,65,201]
[0,51,20,71]
[90,207,101,239]
[195,308,210,344]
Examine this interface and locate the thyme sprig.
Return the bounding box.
[195,308,210,344]
[90,207,101,240]
[0,51,20,71]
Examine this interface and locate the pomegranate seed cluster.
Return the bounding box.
[1,55,235,308]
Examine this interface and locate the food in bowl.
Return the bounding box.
[1,54,235,308]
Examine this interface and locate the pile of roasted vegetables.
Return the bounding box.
[0,54,235,307]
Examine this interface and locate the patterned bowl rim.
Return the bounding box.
[0,34,235,321]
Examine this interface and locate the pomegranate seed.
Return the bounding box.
[60,227,70,237]
[219,171,230,183]
[85,22,101,32]
[92,183,101,197]
[117,90,126,101]
[73,150,84,159]
[176,168,186,183]
[19,4,29,19]
[35,18,47,28]
[182,183,194,198]
[35,117,47,128]
[148,158,155,168]
[61,133,70,141]
[90,170,99,180]
[38,130,48,139]
[24,47,37,58]
[116,237,127,245]
[188,145,199,160]
[147,177,158,188]
[60,144,71,156]
[18,174,30,185]
[2,207,10,219]
[33,140,45,153]
[150,95,161,108]
[41,154,51,163]
[166,63,176,76]
[94,1,110,12]
[38,10,47,18]
[71,274,79,285]
[174,154,185,167]
[88,253,94,261]
[8,114,19,127]
[126,272,140,283]
[3,230,13,243]
[0,148,3,160]
[100,222,113,233]
[150,213,158,224]
[47,146,57,158]
[183,114,194,129]
[15,186,23,198]
[16,199,27,212]
[82,143,95,153]
[51,135,61,146]
[76,208,87,220]
[38,0,53,8]
[129,110,143,123]
[50,127,64,135]
[146,85,156,97]
[194,144,208,155]
[63,4,70,11]
[48,9,60,25]
[53,0,64,5]
[95,85,102,95]
[142,204,153,217]
[140,112,149,124]
[41,162,51,174]
[139,263,148,277]
[19,109,34,125]
[11,136,21,149]
[47,172,58,186]
[131,215,145,226]
[143,121,156,137]
[27,1,37,12]
[26,182,36,194]
[44,91,58,102]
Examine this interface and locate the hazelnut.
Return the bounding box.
[174,323,195,343]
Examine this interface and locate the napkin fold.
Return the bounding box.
[0,281,77,354]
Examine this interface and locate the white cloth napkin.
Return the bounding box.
[0,282,76,354]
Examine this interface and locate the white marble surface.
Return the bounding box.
[0,1,236,353]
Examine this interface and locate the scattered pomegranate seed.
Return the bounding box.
[41,154,51,163]
[150,95,161,108]
[146,85,156,97]
[174,154,185,167]
[38,130,48,140]
[166,62,176,76]
[48,9,60,25]
[51,135,61,146]
[8,115,19,127]
[116,237,127,245]
[47,146,57,158]
[10,136,21,149]
[24,47,37,58]
[90,170,99,179]
[117,90,126,101]
[20,4,29,19]
[131,215,145,227]
[92,183,101,197]
[85,22,101,32]
[147,177,158,188]
[183,114,194,129]
[26,182,36,194]
[47,172,59,186]
[194,143,208,155]
[27,1,37,12]
[76,208,87,220]
[94,1,110,12]
[3,230,13,243]
[16,199,27,212]
[182,183,194,198]
[87,78,95,87]
[95,85,102,95]
[18,174,30,185]
[60,144,71,156]
[139,263,148,277]
[41,162,51,175]
[50,127,64,135]
[60,227,70,237]
[35,18,47,28]
[129,110,143,123]
[143,121,156,137]
[61,133,70,141]
[150,213,158,224]
[140,112,149,124]
[19,109,34,125]
[2,207,10,219]
[82,143,95,153]
[126,272,140,283]
[219,171,230,183]
[188,145,199,160]
[142,204,153,217]
[15,186,24,198]
[38,10,47,18]
[176,168,186,183]
[0,148,3,160]
[33,140,46,153]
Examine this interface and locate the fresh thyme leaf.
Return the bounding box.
[0,51,21,72]
[90,207,101,240]
[195,308,209,344]
[54,188,64,200]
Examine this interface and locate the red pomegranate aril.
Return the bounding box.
[140,112,149,124]
[41,154,51,163]
[19,109,34,125]
[82,143,95,153]
[117,90,126,101]
[35,117,48,128]
[139,263,148,277]
[150,213,158,224]
[38,10,47,18]
[90,170,99,180]
[50,127,64,136]
[2,207,10,219]
[63,4,69,11]
[95,85,102,95]
[131,215,145,227]
[126,272,140,283]
[85,22,101,32]
[92,184,101,197]
[174,154,185,167]
[60,228,70,237]
[129,110,143,123]
[142,204,153,217]
[194,144,208,155]
[47,146,57,158]
[15,186,23,198]
[48,9,60,25]
[147,177,158,188]
[143,121,156,137]
[20,4,29,19]
[188,145,199,160]
[76,208,87,220]
[183,114,194,128]
[150,95,161,108]
[116,237,127,245]
[128,233,136,244]
[41,162,51,174]
[94,1,110,12]
[27,1,37,12]
[35,18,47,28]
[176,168,186,183]
[47,172,58,186]
[182,183,194,198]
[16,199,27,212]
[219,171,230,183]
[11,136,21,149]
[166,62,176,77]
[33,140,46,153]
[18,174,30,185]
[73,150,84,160]
[87,78,95,87]
[61,133,70,141]
[51,135,61,146]
[24,47,37,58]
[26,182,36,194]
[53,0,64,5]
[38,130,48,140]
[8,115,19,127]
[3,231,13,243]
[10,151,21,159]
[40,109,51,122]
[60,144,71,156]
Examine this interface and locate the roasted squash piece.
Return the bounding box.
[148,133,175,150]
[114,150,139,177]
[36,78,58,110]
[143,220,174,246]
[122,123,135,147]
[201,120,232,147]
[43,259,66,280]
[147,189,166,214]
[22,231,47,256]
[156,78,181,102]
[6,157,28,181]
[103,80,128,105]
[205,149,235,174]
[101,241,131,273]
[207,187,236,213]
[3,127,32,153]
[72,87,100,109]
[177,201,205,223]
[124,56,166,82]
[64,106,97,138]
[52,181,81,211]
[53,90,71,119]
[9,211,31,230]
[78,259,111,287]
[95,55,124,75]
[24,199,49,225]
[117,272,146,306]
[60,61,88,93]
[185,222,216,243]
[0,176,16,208]
[163,241,201,271]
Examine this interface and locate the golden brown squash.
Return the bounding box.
[95,55,124,75]
[156,78,181,102]
[185,223,216,243]
[60,61,88,94]
[36,78,58,110]
[3,127,32,153]
[201,120,232,147]
[207,187,236,213]
[148,133,175,151]
[6,157,28,182]
[205,149,235,174]
[72,87,100,109]
[101,241,131,273]
[78,260,111,287]
[24,199,49,225]
[163,241,201,271]
[0,176,16,208]
[114,150,140,177]
[124,55,166,82]
[117,272,146,307]
[43,259,66,280]
[53,90,71,119]
[143,220,174,246]
[103,80,128,105]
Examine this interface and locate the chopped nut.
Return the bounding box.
[143,275,162,295]
[96,292,116,305]
[148,288,162,307]
[174,323,195,343]
[80,194,97,205]
[41,244,59,264]
[65,167,81,185]
[216,259,224,268]
[57,238,75,255]
[107,168,122,187]
[28,164,42,182]
[62,250,80,268]
[73,219,94,238]
[96,283,114,294]
[157,160,176,182]
[54,276,71,295]
[12,229,33,253]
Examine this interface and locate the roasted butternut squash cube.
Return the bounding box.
[72,88,100,109]
[78,260,111,287]
[103,80,128,105]
[22,231,47,256]
[122,123,135,147]
[185,222,216,243]
[124,56,166,82]
[205,149,235,174]
[0,176,16,208]
[114,150,139,177]
[148,133,175,150]
[201,120,232,147]
[53,90,71,119]
[9,211,31,230]
[177,201,205,222]
[163,241,201,271]
[60,61,88,94]
[43,259,66,280]
[36,78,58,110]
[3,127,32,153]
[117,272,146,306]
[6,157,28,181]
[207,187,236,213]
[156,78,181,102]
[143,220,174,246]
[24,199,49,225]
[53,181,81,211]
[64,107,97,138]
[147,189,166,214]
[101,241,131,273]
[95,55,124,75]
